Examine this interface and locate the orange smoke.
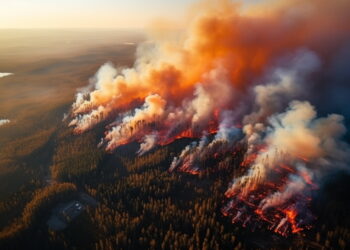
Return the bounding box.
[68,0,350,236]
[71,0,350,136]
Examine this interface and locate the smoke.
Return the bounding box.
[138,133,158,156]
[224,101,349,235]
[228,100,348,197]
[170,111,241,174]
[68,0,350,235]
[0,119,10,127]
[104,94,166,151]
[243,49,321,124]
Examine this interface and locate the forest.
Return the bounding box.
[0,120,349,249]
[0,27,349,250]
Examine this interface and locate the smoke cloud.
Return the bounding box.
[223,100,349,235]
[138,133,158,156]
[68,0,350,235]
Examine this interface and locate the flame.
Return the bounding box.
[284,208,303,234]
[68,0,350,237]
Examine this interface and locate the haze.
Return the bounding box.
[0,0,265,29]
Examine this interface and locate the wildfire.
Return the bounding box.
[222,178,313,237]
[68,0,350,237]
[284,208,303,234]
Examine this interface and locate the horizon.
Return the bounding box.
[0,0,265,29]
[0,0,349,249]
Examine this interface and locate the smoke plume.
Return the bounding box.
[68,0,350,235]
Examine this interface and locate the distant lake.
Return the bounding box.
[0,72,13,78]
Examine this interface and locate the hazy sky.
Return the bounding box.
[0,0,263,29]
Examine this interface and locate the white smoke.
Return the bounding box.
[69,105,110,133]
[138,133,158,155]
[243,49,321,125]
[259,165,311,211]
[169,111,241,173]
[105,94,166,151]
[226,100,349,202]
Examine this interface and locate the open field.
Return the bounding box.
[0,29,142,199]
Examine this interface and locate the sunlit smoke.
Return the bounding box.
[68,0,350,236]
[223,101,349,236]
[138,133,158,156]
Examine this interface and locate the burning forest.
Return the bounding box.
[68,0,350,237]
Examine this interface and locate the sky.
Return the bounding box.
[0,0,263,29]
